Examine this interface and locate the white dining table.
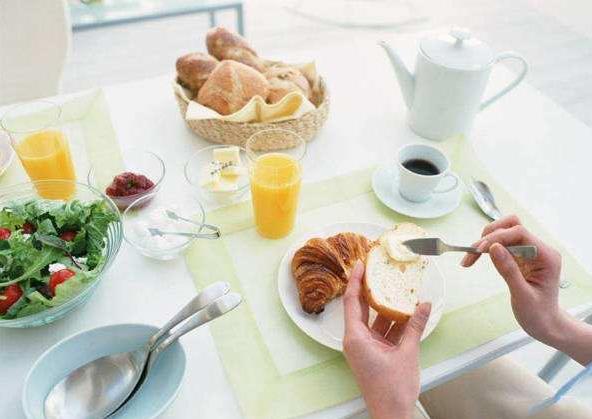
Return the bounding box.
[2,35,592,419]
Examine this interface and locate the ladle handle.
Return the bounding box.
[147,281,230,351]
[147,293,242,370]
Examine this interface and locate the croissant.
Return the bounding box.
[291,233,372,314]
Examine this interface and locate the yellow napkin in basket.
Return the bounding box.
[182,90,315,123]
[175,61,320,124]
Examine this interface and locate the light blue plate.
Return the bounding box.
[372,164,462,219]
[23,324,186,419]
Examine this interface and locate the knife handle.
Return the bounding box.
[453,245,537,260]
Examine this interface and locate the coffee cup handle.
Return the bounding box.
[434,173,459,194]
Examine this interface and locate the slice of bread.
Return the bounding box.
[364,223,428,323]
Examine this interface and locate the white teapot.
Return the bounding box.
[379,28,528,141]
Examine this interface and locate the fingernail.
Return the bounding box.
[417,302,432,317]
[477,240,489,251]
[460,255,470,267]
[490,243,506,260]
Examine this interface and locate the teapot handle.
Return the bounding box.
[480,52,528,111]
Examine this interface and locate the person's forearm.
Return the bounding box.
[369,405,412,419]
[546,310,592,366]
[365,396,413,419]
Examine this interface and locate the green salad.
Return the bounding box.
[0,199,118,319]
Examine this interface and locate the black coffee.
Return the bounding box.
[402,159,440,176]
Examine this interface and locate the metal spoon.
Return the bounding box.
[109,292,242,417]
[468,178,502,221]
[44,281,230,419]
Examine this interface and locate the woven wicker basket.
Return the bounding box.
[173,79,330,151]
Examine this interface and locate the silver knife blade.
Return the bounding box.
[402,238,442,256]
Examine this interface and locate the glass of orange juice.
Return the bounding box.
[1,101,76,199]
[246,129,306,239]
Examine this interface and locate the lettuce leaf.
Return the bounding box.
[0,198,118,320]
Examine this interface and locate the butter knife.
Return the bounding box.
[403,238,537,259]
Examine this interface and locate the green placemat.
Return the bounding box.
[185,137,592,419]
[0,89,123,188]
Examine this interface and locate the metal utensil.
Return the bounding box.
[403,237,538,259]
[44,281,230,419]
[34,233,83,269]
[148,227,220,240]
[165,209,221,238]
[109,292,242,417]
[468,177,502,221]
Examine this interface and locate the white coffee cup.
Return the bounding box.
[397,144,459,203]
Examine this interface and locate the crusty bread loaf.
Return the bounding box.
[264,65,311,104]
[364,223,428,323]
[197,60,270,115]
[206,26,265,72]
[176,52,219,97]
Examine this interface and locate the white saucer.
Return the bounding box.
[372,164,462,219]
[277,222,446,351]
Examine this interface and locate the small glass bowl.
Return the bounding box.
[122,192,212,260]
[184,145,250,205]
[87,148,165,211]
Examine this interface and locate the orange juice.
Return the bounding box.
[16,130,76,199]
[250,153,301,239]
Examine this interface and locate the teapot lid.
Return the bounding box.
[420,27,495,70]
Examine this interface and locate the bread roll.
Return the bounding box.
[206,27,265,72]
[264,65,311,104]
[197,60,270,115]
[364,224,428,323]
[176,52,219,97]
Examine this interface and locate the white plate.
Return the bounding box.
[372,164,462,219]
[278,222,446,351]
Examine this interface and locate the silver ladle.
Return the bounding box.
[44,282,237,419]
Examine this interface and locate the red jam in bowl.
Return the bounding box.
[105,172,155,210]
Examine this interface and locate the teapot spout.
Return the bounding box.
[378,41,415,109]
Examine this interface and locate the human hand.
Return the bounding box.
[343,260,431,419]
[461,215,566,346]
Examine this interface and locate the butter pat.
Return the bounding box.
[213,146,242,176]
[380,231,420,262]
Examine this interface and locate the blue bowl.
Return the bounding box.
[23,324,186,419]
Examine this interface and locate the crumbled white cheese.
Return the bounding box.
[22,234,31,240]
[73,256,87,265]
[132,206,189,251]
[48,263,67,274]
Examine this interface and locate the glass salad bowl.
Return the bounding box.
[87,148,165,211]
[0,180,122,328]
